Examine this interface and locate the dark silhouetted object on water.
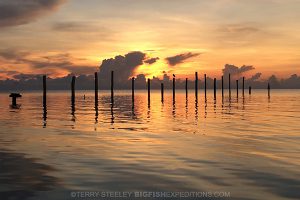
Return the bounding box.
[229,73,231,99]
[111,71,114,102]
[147,78,150,104]
[221,76,224,99]
[173,74,175,101]
[204,74,207,100]
[214,78,216,100]
[9,93,22,108]
[268,83,270,98]
[242,77,245,97]
[42,75,47,125]
[132,77,135,104]
[249,86,252,95]
[185,78,188,98]
[95,72,98,105]
[71,76,76,106]
[161,82,164,103]
[236,80,239,98]
[43,75,46,108]
[195,72,198,97]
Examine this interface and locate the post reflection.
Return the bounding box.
[147,102,151,121]
[214,99,217,114]
[71,101,76,122]
[204,100,207,118]
[195,96,198,123]
[43,105,47,128]
[172,98,176,118]
[95,103,99,124]
[110,102,114,125]
[185,97,188,119]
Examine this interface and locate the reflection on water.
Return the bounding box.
[0,90,300,200]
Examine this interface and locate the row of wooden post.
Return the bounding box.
[42,72,271,107]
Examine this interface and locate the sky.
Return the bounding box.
[0,0,300,81]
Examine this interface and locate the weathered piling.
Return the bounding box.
[185,78,188,98]
[43,75,46,107]
[236,80,239,97]
[94,72,98,105]
[221,76,224,99]
[214,78,216,100]
[195,72,198,97]
[132,77,135,103]
[71,76,76,105]
[172,74,175,101]
[229,73,231,98]
[242,77,245,97]
[249,86,252,95]
[268,83,270,97]
[161,82,164,102]
[111,71,114,102]
[147,78,150,103]
[204,74,207,100]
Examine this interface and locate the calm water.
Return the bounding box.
[0,90,299,200]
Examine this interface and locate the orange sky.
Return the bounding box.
[0,0,299,80]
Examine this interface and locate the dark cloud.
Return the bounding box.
[222,64,255,77]
[144,57,159,64]
[12,73,43,80]
[166,52,200,66]
[99,51,146,88]
[0,0,66,28]
[0,49,96,75]
[0,49,30,64]
[249,72,262,81]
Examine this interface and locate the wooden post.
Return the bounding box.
[161,82,164,102]
[43,75,46,108]
[229,73,231,98]
[111,71,114,102]
[185,78,188,98]
[236,80,239,97]
[242,76,245,97]
[132,77,135,103]
[147,78,150,103]
[221,76,224,99]
[95,72,98,105]
[204,74,207,100]
[214,78,216,100]
[172,74,175,101]
[71,76,76,105]
[249,86,252,95]
[268,83,270,97]
[195,72,198,97]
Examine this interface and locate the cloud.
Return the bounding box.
[12,73,43,80]
[144,57,159,64]
[165,52,200,66]
[249,72,262,81]
[222,64,255,77]
[222,24,260,34]
[0,0,67,28]
[99,51,146,86]
[0,49,30,64]
[0,49,96,76]
[52,21,90,32]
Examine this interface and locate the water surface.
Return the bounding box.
[0,90,299,200]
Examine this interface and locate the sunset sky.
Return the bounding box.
[0,0,300,80]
